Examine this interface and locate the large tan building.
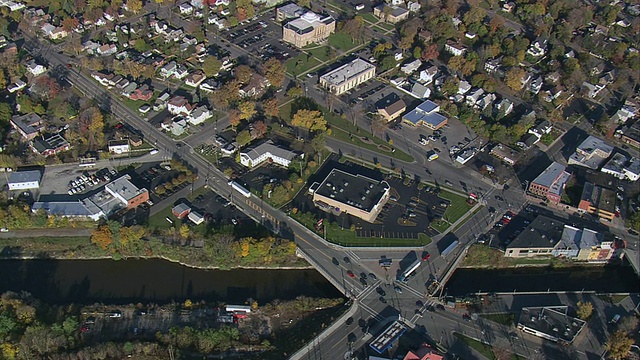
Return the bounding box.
[319,58,376,95]
[577,182,616,221]
[310,168,390,223]
[282,12,335,48]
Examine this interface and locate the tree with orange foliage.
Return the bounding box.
[91,225,112,250]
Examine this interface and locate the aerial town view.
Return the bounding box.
[0,0,638,358]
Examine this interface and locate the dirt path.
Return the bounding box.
[0,228,93,239]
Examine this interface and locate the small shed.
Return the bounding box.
[172,203,191,219]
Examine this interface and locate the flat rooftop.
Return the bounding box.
[507,215,564,249]
[602,152,628,175]
[284,11,334,34]
[369,320,407,354]
[314,168,389,213]
[105,175,146,201]
[570,135,614,169]
[532,161,566,188]
[581,182,615,213]
[518,306,586,343]
[320,58,375,87]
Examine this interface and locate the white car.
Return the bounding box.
[355,4,364,10]
[149,149,159,155]
[418,138,428,146]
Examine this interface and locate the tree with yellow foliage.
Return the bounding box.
[90,225,112,250]
[179,224,190,239]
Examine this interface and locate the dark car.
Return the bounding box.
[347,270,355,278]
[376,287,386,296]
[346,317,354,325]
[422,252,431,261]
[332,257,339,265]
[343,256,351,264]
[379,296,387,303]
[369,273,377,280]
[462,313,472,322]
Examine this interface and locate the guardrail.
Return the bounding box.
[296,248,348,297]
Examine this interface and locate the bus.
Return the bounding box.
[228,181,251,198]
[396,259,421,282]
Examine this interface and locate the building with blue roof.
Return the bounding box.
[401,100,448,130]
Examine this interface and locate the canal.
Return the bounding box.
[444,265,639,296]
[0,259,341,304]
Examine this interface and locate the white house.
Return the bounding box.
[26,60,47,76]
[458,80,472,95]
[419,65,438,84]
[171,118,188,136]
[187,105,212,125]
[174,65,189,80]
[240,140,300,168]
[582,82,605,98]
[401,59,421,75]
[495,98,514,116]
[167,96,193,116]
[40,23,55,38]
[8,170,41,190]
[623,158,640,182]
[108,140,130,154]
[7,80,26,93]
[159,61,177,78]
[188,211,205,225]
[465,88,484,106]
[179,3,194,14]
[445,40,466,56]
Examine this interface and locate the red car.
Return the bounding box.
[346,270,355,278]
[422,252,431,261]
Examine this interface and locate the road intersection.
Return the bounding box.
[24,32,593,360]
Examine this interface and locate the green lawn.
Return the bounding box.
[454,333,495,359]
[328,32,359,53]
[291,211,431,247]
[461,244,575,268]
[376,21,396,31]
[480,313,515,326]
[285,53,322,77]
[305,46,331,62]
[361,13,379,24]
[439,191,474,225]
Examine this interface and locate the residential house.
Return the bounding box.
[444,40,467,56]
[31,134,70,157]
[495,98,514,116]
[187,105,212,125]
[153,92,171,111]
[199,78,220,93]
[529,76,543,94]
[612,100,638,123]
[0,0,25,11]
[121,82,137,97]
[174,64,189,80]
[50,27,68,40]
[171,117,188,136]
[159,61,177,78]
[476,93,496,110]
[239,140,300,168]
[239,75,270,98]
[26,60,46,76]
[167,96,193,116]
[411,82,431,99]
[502,2,515,12]
[465,88,484,106]
[11,113,43,141]
[373,5,410,24]
[400,59,421,75]
[179,3,193,14]
[96,43,118,56]
[376,93,406,122]
[484,57,502,74]
[108,139,130,154]
[92,72,115,87]
[419,65,438,84]
[406,1,420,12]
[528,162,571,204]
[543,85,564,102]
[418,30,432,44]
[402,344,444,360]
[582,82,605,98]
[402,100,448,130]
[457,80,472,95]
[40,23,55,37]
[185,70,206,88]
[527,38,547,57]
[7,80,26,93]
[188,211,204,225]
[528,120,552,139]
[505,215,564,258]
[129,84,153,101]
[578,182,616,221]
[568,135,614,169]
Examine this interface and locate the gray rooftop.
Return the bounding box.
[11,113,42,136]
[314,168,389,213]
[557,225,603,251]
[8,170,41,184]
[277,3,305,19]
[518,306,586,343]
[403,100,446,126]
[320,58,375,87]
[532,161,566,188]
[507,215,564,249]
[581,182,616,214]
[32,200,103,218]
[241,140,298,163]
[602,152,628,175]
[284,11,334,34]
[569,135,614,169]
[105,175,147,202]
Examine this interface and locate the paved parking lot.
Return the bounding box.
[188,189,253,229]
[238,164,292,195]
[224,14,299,63]
[38,164,119,200]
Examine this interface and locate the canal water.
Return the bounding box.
[0,259,341,304]
[444,266,639,296]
